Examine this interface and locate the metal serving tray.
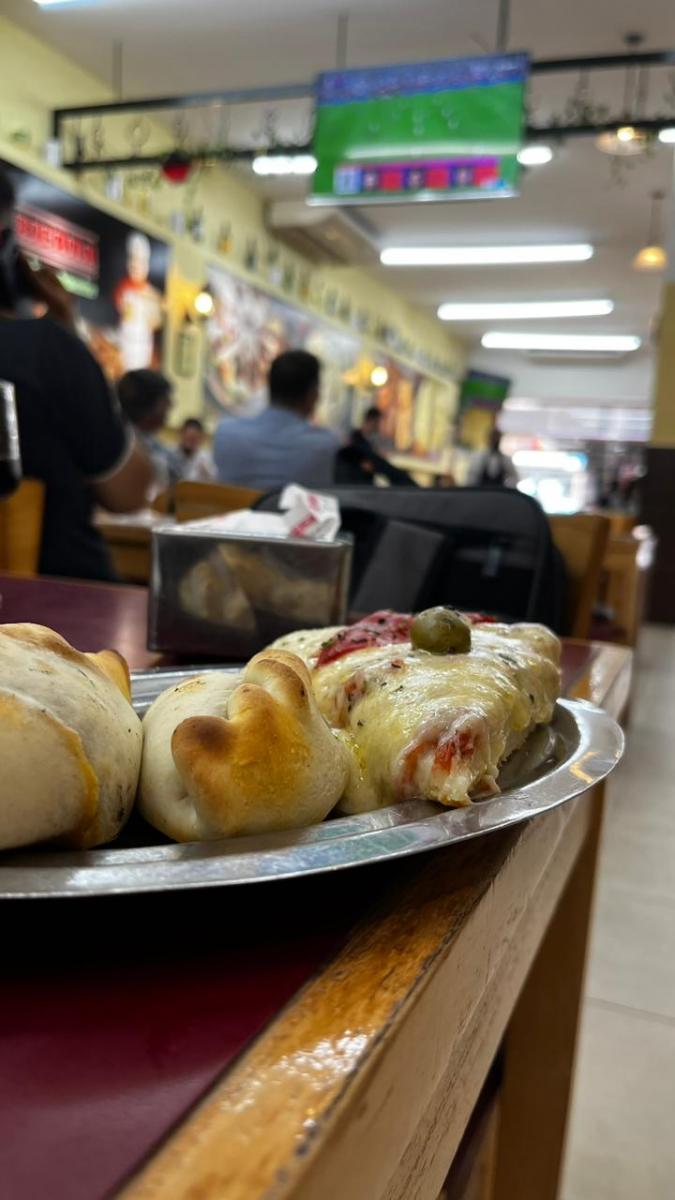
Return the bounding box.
[0,668,624,899]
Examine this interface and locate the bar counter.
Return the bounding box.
[0,573,631,1200]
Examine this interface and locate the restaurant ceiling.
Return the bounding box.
[5,0,675,401]
[7,0,675,95]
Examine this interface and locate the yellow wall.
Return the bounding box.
[0,15,466,428]
[651,282,675,447]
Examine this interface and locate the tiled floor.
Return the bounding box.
[561,626,675,1200]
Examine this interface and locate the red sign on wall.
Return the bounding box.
[15,204,99,281]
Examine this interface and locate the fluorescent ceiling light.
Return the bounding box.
[513,450,585,471]
[481,331,641,353]
[517,144,554,166]
[438,299,613,321]
[658,127,675,144]
[380,244,594,266]
[252,154,317,176]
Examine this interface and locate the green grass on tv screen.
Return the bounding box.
[314,83,522,190]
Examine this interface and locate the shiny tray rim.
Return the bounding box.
[0,667,624,898]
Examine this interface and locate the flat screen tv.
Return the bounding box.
[459,370,511,413]
[311,53,528,205]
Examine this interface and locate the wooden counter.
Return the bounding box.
[0,574,631,1200]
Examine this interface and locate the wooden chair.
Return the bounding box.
[173,481,263,524]
[549,513,611,639]
[150,488,172,516]
[95,516,154,585]
[0,479,45,574]
[599,526,656,646]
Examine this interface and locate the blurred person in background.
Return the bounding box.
[336,404,417,486]
[117,368,180,490]
[213,349,338,490]
[175,417,215,482]
[0,167,154,580]
[467,427,518,488]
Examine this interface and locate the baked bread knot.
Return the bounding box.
[0,623,142,850]
[139,649,350,841]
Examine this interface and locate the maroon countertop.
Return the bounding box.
[0,573,597,1199]
[0,573,157,669]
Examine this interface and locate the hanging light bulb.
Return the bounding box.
[633,244,667,270]
[633,190,668,271]
[597,41,649,157]
[596,125,648,156]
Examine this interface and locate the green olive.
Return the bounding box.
[411,607,472,655]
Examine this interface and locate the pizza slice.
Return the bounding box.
[272,609,560,813]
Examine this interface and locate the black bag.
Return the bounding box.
[255,486,567,632]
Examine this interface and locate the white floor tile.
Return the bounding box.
[562,1003,675,1200]
[597,821,675,899]
[564,625,675,1197]
[586,881,675,1019]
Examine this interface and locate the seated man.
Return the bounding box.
[175,417,215,482]
[336,404,417,486]
[213,350,338,490]
[0,168,154,581]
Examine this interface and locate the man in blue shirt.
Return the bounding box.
[213,350,339,490]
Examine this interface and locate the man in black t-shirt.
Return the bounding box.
[0,168,154,580]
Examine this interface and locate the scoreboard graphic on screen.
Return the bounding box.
[311,53,529,205]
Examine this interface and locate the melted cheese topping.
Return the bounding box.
[272,622,560,812]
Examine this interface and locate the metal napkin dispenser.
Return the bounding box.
[148,524,352,658]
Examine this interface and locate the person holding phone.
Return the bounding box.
[0,167,154,580]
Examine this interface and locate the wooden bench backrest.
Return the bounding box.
[174,481,263,524]
[0,479,45,574]
[549,513,611,639]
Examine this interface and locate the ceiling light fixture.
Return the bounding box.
[633,189,668,271]
[438,299,613,321]
[658,127,675,144]
[517,144,554,166]
[380,244,594,267]
[370,366,389,387]
[634,245,667,270]
[252,154,317,176]
[481,332,642,353]
[596,124,648,157]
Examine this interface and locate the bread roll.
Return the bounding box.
[0,624,142,850]
[139,650,350,841]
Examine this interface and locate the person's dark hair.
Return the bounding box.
[364,405,381,423]
[0,168,15,228]
[268,349,320,411]
[181,417,204,432]
[117,369,171,425]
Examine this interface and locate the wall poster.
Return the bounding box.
[205,261,456,462]
[2,159,169,381]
